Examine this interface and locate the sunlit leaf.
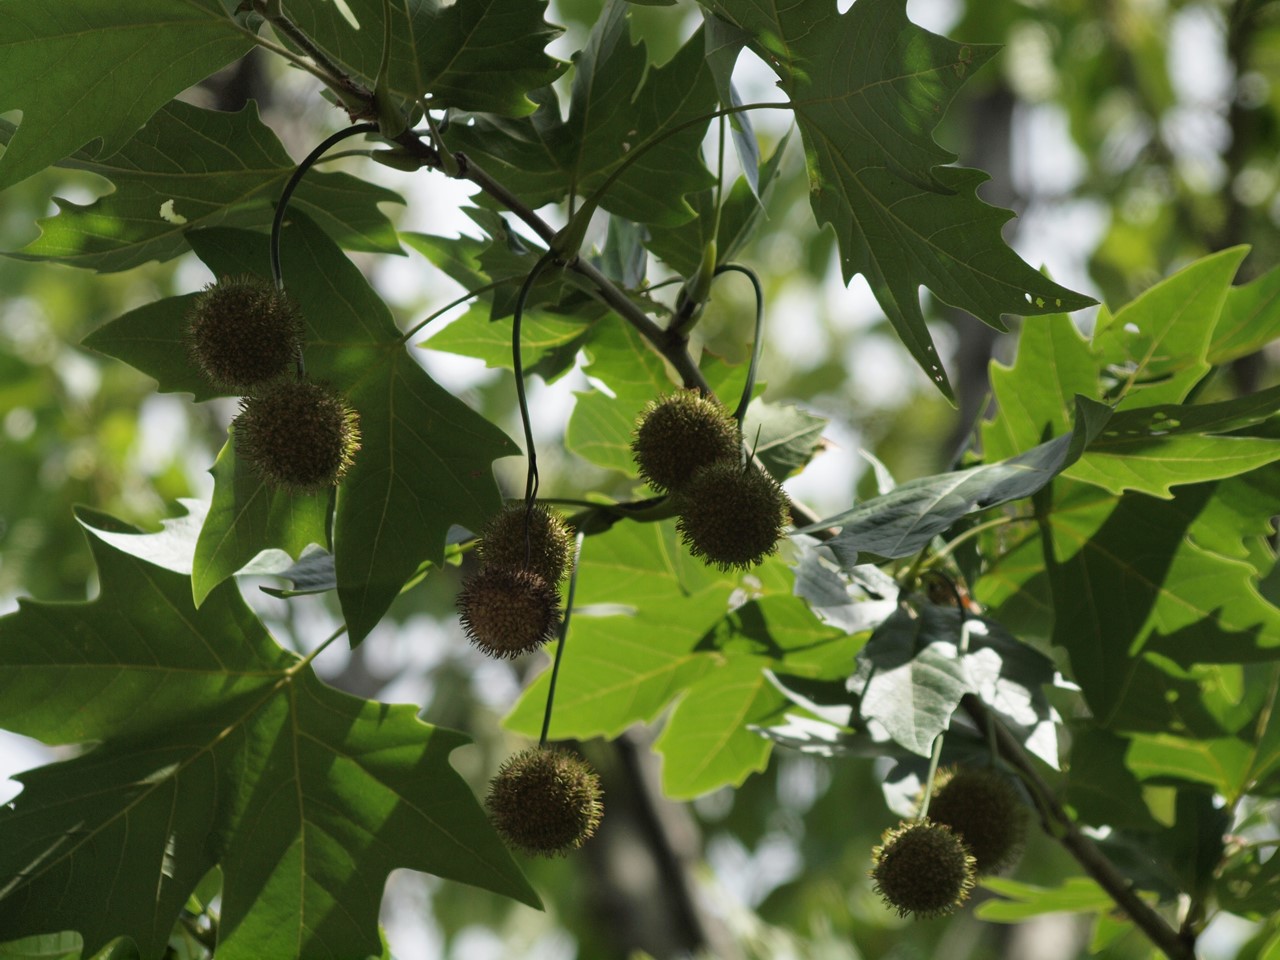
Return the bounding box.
[808,397,1111,566]
[567,321,674,476]
[1093,247,1248,408]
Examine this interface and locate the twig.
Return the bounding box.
[961,695,1196,960]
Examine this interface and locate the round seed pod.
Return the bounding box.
[478,503,573,584]
[675,460,789,571]
[486,748,603,856]
[186,274,302,392]
[631,390,740,493]
[234,378,360,491]
[457,566,561,659]
[871,819,976,919]
[926,767,1027,875]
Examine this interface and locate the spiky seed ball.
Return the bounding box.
[674,460,789,571]
[631,390,741,493]
[234,378,360,491]
[871,819,976,919]
[457,566,561,659]
[186,275,302,392]
[927,767,1027,876]
[486,748,603,856]
[478,503,573,584]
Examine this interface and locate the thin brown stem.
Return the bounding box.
[962,695,1196,960]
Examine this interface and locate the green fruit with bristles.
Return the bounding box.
[631,390,740,492]
[926,767,1027,875]
[234,378,360,491]
[185,274,302,392]
[871,819,976,919]
[457,565,561,659]
[675,460,789,570]
[486,748,603,857]
[478,503,573,584]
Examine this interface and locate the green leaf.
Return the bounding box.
[853,604,973,756]
[422,302,600,384]
[505,520,738,739]
[0,931,88,960]
[645,130,792,277]
[284,0,564,114]
[808,397,1111,566]
[1124,731,1254,801]
[1066,386,1280,497]
[70,498,208,576]
[446,0,718,225]
[0,2,251,193]
[975,877,1114,922]
[653,656,783,798]
[566,321,674,475]
[742,398,828,482]
[87,217,517,643]
[1209,260,1280,365]
[1217,845,1280,919]
[1093,246,1248,408]
[981,312,1099,462]
[851,600,1058,758]
[1065,728,1165,831]
[4,101,402,272]
[192,431,330,606]
[0,515,536,959]
[1038,478,1280,729]
[508,523,849,794]
[708,0,1093,399]
[81,294,213,400]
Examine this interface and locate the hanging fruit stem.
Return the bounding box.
[540,530,586,748]
[269,122,378,376]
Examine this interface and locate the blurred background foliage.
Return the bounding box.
[1,0,1277,957]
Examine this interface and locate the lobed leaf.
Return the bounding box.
[1093,247,1248,408]
[0,517,537,958]
[3,101,401,272]
[446,0,718,226]
[282,0,564,115]
[806,396,1112,566]
[506,522,849,795]
[706,0,1093,399]
[192,431,330,606]
[0,2,251,193]
[86,216,517,643]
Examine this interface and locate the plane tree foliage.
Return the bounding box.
[0,0,1278,957]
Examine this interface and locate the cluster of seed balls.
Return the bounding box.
[456,504,604,856]
[185,274,360,491]
[631,390,789,570]
[871,766,1028,919]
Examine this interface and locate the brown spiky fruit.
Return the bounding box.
[234,378,360,491]
[927,767,1027,875]
[457,566,561,659]
[486,748,603,856]
[631,390,740,492]
[186,274,302,392]
[478,503,573,584]
[675,460,789,570]
[871,819,976,919]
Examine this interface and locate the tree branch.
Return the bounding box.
[961,695,1197,960]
